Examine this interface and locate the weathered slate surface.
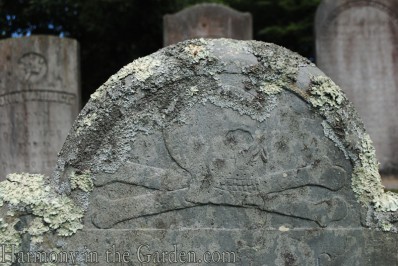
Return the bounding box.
[163,3,252,46]
[315,0,398,173]
[0,35,80,180]
[1,39,398,265]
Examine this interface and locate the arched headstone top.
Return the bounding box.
[163,4,252,46]
[316,0,398,35]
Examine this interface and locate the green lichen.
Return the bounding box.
[89,84,106,101]
[259,81,283,95]
[305,74,398,221]
[351,134,398,212]
[187,85,199,96]
[351,135,385,202]
[0,217,21,265]
[81,112,97,128]
[27,217,49,244]
[76,112,98,136]
[128,56,161,82]
[374,192,398,212]
[184,41,209,63]
[70,170,93,193]
[0,173,85,256]
[380,220,393,232]
[308,76,345,108]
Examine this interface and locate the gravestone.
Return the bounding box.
[315,0,398,173]
[1,39,398,265]
[0,35,80,180]
[163,3,252,46]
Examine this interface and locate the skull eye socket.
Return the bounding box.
[225,129,254,151]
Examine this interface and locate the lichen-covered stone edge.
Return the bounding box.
[0,171,92,264]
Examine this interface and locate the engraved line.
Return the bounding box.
[0,89,77,106]
[94,180,163,191]
[81,227,367,231]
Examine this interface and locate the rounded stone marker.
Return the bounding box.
[163,3,252,46]
[1,39,397,265]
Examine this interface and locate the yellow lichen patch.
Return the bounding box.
[259,81,283,95]
[351,135,383,202]
[184,43,209,63]
[374,192,398,212]
[76,112,98,135]
[0,217,21,265]
[90,85,107,100]
[81,112,97,128]
[187,86,199,96]
[28,218,49,243]
[127,57,161,82]
[308,76,345,108]
[0,173,51,207]
[380,221,394,232]
[70,170,93,193]
[0,173,84,241]
[278,225,290,232]
[351,134,398,213]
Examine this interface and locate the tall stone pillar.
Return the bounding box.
[0,35,80,180]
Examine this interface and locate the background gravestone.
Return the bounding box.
[0,35,80,180]
[1,39,398,265]
[315,0,398,174]
[163,3,252,46]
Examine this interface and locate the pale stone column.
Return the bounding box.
[0,35,80,180]
[315,0,398,173]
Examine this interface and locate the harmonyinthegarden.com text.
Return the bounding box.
[1,244,237,264]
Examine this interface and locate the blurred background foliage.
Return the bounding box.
[0,0,321,104]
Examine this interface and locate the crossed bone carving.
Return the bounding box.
[91,129,348,229]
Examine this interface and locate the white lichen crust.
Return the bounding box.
[0,173,85,264]
[259,81,283,95]
[184,39,210,63]
[0,218,20,264]
[305,75,398,231]
[70,170,93,193]
[128,57,161,82]
[353,135,398,212]
[308,76,345,108]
